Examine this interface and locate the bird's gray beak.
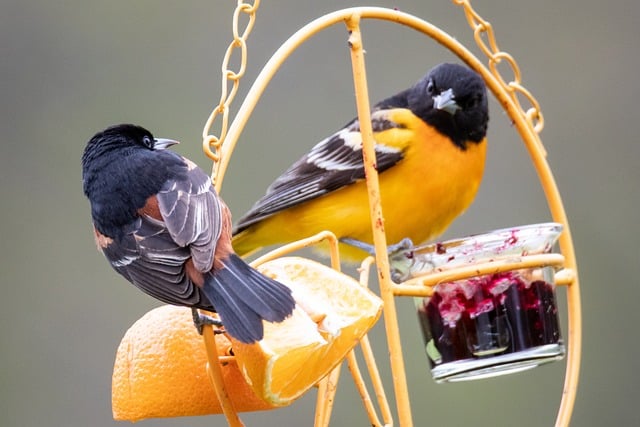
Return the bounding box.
[153,138,180,150]
[433,88,461,115]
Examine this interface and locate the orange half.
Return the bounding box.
[111,305,275,421]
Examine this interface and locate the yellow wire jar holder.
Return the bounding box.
[199,1,582,426]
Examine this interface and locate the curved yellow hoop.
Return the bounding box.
[202,4,581,427]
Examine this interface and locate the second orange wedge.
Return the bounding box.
[232,256,383,406]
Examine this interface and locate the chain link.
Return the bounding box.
[202,0,259,183]
[454,0,544,133]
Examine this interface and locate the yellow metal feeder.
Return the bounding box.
[113,1,582,426]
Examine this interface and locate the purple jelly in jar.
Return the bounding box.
[392,223,566,382]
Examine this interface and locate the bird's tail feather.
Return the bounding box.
[202,253,295,343]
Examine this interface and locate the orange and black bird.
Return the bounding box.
[232,63,489,260]
[81,124,296,343]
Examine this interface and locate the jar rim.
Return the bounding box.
[390,222,563,280]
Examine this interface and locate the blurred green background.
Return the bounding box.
[2,0,638,426]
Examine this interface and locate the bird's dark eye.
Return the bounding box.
[465,95,481,110]
[142,135,153,148]
[426,80,435,95]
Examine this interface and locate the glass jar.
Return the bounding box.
[391,223,566,383]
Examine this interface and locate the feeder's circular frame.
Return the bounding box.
[200,2,582,426]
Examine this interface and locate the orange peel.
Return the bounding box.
[111,305,275,421]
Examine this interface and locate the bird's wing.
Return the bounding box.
[234,109,406,231]
[98,219,211,309]
[155,157,223,272]
[97,156,223,309]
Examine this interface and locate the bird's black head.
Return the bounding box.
[82,124,182,238]
[82,123,179,184]
[82,124,177,167]
[408,63,489,149]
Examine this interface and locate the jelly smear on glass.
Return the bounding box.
[418,271,562,367]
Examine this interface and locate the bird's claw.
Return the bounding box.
[191,308,224,335]
[386,237,415,256]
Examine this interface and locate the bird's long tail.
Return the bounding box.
[202,253,296,343]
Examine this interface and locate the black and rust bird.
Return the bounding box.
[232,63,489,260]
[81,124,296,343]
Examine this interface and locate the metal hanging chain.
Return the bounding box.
[454,0,544,134]
[202,0,260,184]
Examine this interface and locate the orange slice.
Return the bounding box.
[233,256,383,406]
[112,305,275,421]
